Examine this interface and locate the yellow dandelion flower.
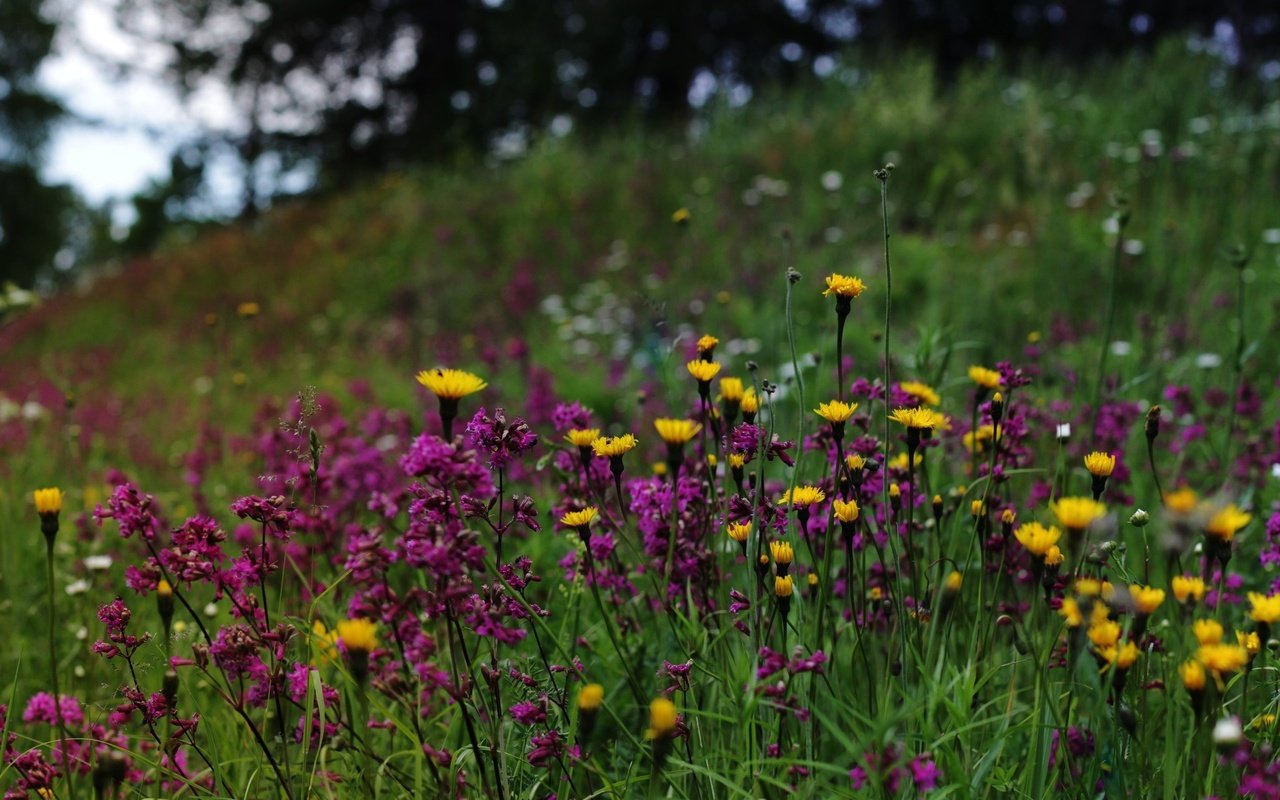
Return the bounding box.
[566,428,601,447]
[1075,577,1103,597]
[652,462,669,476]
[719,377,745,403]
[769,540,794,565]
[687,359,721,382]
[336,618,378,653]
[647,697,678,739]
[968,366,1001,390]
[845,453,865,471]
[33,487,64,515]
[728,452,747,468]
[822,273,866,298]
[814,400,858,424]
[779,486,826,507]
[898,381,941,407]
[1247,591,1280,624]
[945,571,963,592]
[654,418,701,444]
[1196,643,1249,676]
[1163,486,1198,513]
[1237,630,1260,655]
[672,208,692,225]
[311,620,340,666]
[1193,618,1224,646]
[774,575,794,598]
[416,368,487,399]
[1044,545,1064,567]
[1206,504,1251,541]
[739,388,759,415]
[1129,585,1165,616]
[832,499,860,523]
[236,301,260,318]
[1059,597,1083,627]
[1051,497,1106,531]
[962,425,996,453]
[1100,641,1140,670]
[1013,522,1062,558]
[1172,575,1206,604]
[889,407,945,430]
[1088,620,1121,649]
[560,507,599,528]
[1180,659,1206,691]
[1084,452,1116,478]
[592,434,638,458]
[889,452,924,471]
[727,522,751,544]
[578,684,604,712]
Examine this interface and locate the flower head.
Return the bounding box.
[1129,585,1165,616]
[592,434,637,458]
[739,389,759,415]
[33,488,64,516]
[416,368,487,399]
[336,619,378,653]
[654,418,701,445]
[1083,452,1116,478]
[1180,659,1206,692]
[889,407,946,430]
[1205,504,1251,541]
[560,507,598,529]
[578,684,604,712]
[769,540,794,565]
[1051,497,1106,531]
[1163,486,1199,513]
[727,522,751,544]
[1193,618,1224,646]
[647,698,678,739]
[823,273,866,298]
[1247,592,1280,624]
[1197,643,1249,676]
[686,359,721,382]
[1172,575,1206,604]
[833,499,860,523]
[774,575,794,598]
[898,381,941,406]
[779,486,825,507]
[566,428,601,447]
[814,400,858,424]
[968,365,1001,390]
[1013,522,1062,558]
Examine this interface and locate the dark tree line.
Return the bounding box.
[4,1,1279,285]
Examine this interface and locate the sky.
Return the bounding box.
[37,0,235,206]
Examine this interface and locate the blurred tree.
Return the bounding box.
[115,0,1279,214]
[0,0,73,288]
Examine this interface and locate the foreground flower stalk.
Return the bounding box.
[34,487,73,789]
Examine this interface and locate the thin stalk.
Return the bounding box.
[1089,207,1127,447]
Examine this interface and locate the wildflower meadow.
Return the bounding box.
[5,48,1280,800]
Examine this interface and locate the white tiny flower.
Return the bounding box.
[1195,353,1223,369]
[204,602,219,618]
[84,555,114,571]
[1212,716,1242,747]
[821,170,843,192]
[66,579,91,596]
[1056,423,1072,441]
[1110,341,1133,356]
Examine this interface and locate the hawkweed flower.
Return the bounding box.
[157,579,174,645]
[779,485,825,543]
[236,301,260,318]
[739,388,759,424]
[1237,630,1261,659]
[815,400,857,452]
[889,406,945,454]
[337,618,378,685]
[687,359,721,402]
[416,368,487,441]
[654,418,701,476]
[931,494,945,529]
[1172,575,1206,605]
[719,377,745,426]
[888,483,902,514]
[578,683,604,744]
[775,575,795,625]
[1129,584,1164,637]
[1194,618,1224,646]
[566,428,601,467]
[833,498,859,546]
[1197,643,1249,689]
[695,334,718,361]
[1204,503,1250,568]
[1163,486,1198,514]
[968,365,1001,393]
[1084,451,1116,500]
[898,381,940,407]
[1052,496,1106,565]
[34,487,68,750]
[560,506,598,545]
[592,434,637,513]
[673,208,692,226]
[1248,591,1280,643]
[823,273,866,399]
[727,521,751,557]
[1014,522,1062,560]
[728,451,748,496]
[647,697,679,790]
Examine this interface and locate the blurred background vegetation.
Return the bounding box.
[3,0,1280,292]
